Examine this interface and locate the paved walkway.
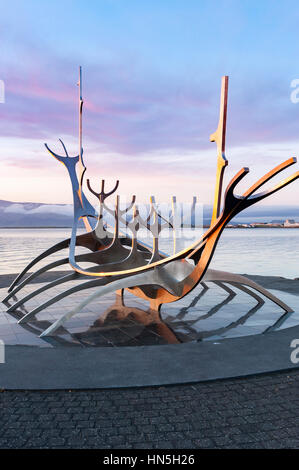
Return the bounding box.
[0,368,298,449]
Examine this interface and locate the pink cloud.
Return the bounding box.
[1,38,299,179]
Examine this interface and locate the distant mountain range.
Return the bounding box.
[0,199,299,227]
[0,199,74,227]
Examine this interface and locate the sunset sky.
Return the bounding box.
[1,0,299,206]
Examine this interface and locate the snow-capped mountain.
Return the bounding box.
[0,200,74,227]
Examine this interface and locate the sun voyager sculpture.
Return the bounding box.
[3,69,298,337]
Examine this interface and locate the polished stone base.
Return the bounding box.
[1,325,299,389]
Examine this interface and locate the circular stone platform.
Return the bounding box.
[0,273,299,389]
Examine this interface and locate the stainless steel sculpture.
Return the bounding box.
[3,69,298,337]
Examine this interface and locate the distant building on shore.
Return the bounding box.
[284,219,299,227]
[225,218,299,228]
[250,222,281,227]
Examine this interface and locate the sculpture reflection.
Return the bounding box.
[5,281,294,347]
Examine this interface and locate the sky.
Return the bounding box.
[1,0,299,207]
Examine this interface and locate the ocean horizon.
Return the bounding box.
[1,227,299,279]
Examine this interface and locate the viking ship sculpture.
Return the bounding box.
[3,69,298,337]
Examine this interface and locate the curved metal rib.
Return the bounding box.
[9,272,79,313]
[243,157,297,199]
[6,238,71,293]
[5,225,153,302]
[39,271,168,336]
[4,257,71,303]
[18,255,176,326]
[18,277,111,324]
[203,269,293,313]
[8,244,151,313]
[4,233,116,302]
